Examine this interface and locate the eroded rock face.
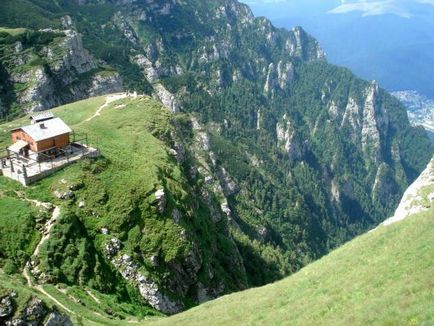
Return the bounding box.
[264,61,294,95]
[153,84,181,113]
[105,238,122,258]
[44,311,73,326]
[276,114,304,161]
[154,189,167,214]
[112,253,184,314]
[88,72,123,97]
[3,26,123,114]
[361,82,383,160]
[383,157,434,226]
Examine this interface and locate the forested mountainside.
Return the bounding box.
[161,158,434,325]
[0,0,433,319]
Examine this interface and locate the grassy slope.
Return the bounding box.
[155,207,434,326]
[1,199,432,326]
[0,95,178,322]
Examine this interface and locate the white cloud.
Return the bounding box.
[243,0,289,3]
[328,0,434,18]
[329,0,412,18]
[418,0,434,5]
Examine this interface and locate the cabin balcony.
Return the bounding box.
[0,142,100,186]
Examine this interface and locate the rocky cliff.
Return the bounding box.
[0,24,123,118]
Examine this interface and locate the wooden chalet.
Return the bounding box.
[8,113,72,158]
[1,112,100,186]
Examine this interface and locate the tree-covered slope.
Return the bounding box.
[157,198,434,325]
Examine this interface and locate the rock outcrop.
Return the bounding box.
[113,253,184,314]
[105,238,184,314]
[0,27,123,115]
[276,114,305,161]
[383,157,434,226]
[0,293,72,326]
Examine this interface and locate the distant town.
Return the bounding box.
[392,90,434,141]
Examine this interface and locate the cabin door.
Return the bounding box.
[20,147,29,158]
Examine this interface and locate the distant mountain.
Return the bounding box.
[244,0,434,98]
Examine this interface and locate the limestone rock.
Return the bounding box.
[264,61,294,95]
[87,72,123,97]
[113,254,183,314]
[276,114,304,161]
[383,157,434,226]
[154,189,166,213]
[43,311,73,326]
[25,298,46,321]
[217,167,239,196]
[0,296,13,318]
[133,54,160,82]
[53,190,74,200]
[105,238,122,258]
[257,226,268,240]
[153,83,181,113]
[221,201,231,217]
[172,209,182,224]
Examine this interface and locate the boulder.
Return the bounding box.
[25,298,46,320]
[172,209,182,224]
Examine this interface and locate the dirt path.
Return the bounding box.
[33,206,60,256]
[20,196,60,286]
[84,93,131,123]
[86,290,101,304]
[37,285,74,314]
[20,200,105,324]
[19,199,73,314]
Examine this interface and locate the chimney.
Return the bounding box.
[40,123,45,129]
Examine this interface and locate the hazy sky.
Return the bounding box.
[242,0,434,18]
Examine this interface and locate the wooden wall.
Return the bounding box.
[11,130,70,153]
[11,130,38,152]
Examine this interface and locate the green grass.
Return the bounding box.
[152,208,434,326]
[0,178,42,272]
[0,94,181,323]
[0,94,197,320]
[0,271,142,325]
[0,27,27,36]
